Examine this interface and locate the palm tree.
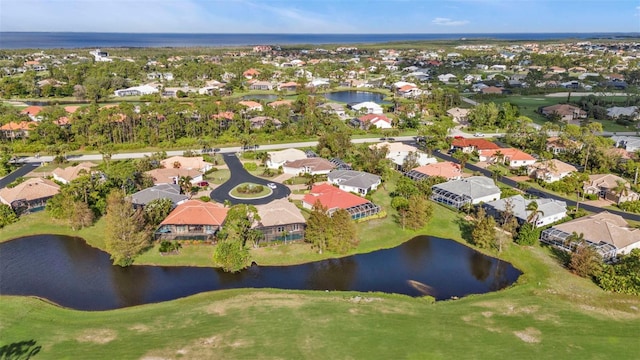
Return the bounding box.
[525,200,544,225]
[178,176,193,197]
[564,231,585,251]
[494,150,505,165]
[612,180,630,204]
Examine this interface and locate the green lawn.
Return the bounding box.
[205,168,231,184]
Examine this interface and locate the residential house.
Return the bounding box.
[248,116,282,130]
[483,195,568,228]
[490,64,507,71]
[253,199,306,242]
[248,81,274,91]
[327,170,381,196]
[370,142,437,169]
[541,104,587,123]
[611,135,640,153]
[546,137,582,155]
[437,74,457,82]
[446,107,471,124]
[238,100,264,112]
[319,103,347,119]
[397,84,422,98]
[350,101,383,115]
[268,100,293,108]
[243,68,260,79]
[302,183,380,220]
[211,111,235,128]
[0,121,36,140]
[20,106,43,121]
[129,184,188,209]
[51,162,97,184]
[481,86,504,95]
[160,156,213,173]
[451,138,500,153]
[528,159,578,183]
[409,161,462,180]
[266,148,307,169]
[0,177,60,214]
[352,114,393,129]
[114,85,159,97]
[283,157,335,175]
[430,176,501,209]
[145,168,203,185]
[583,174,640,204]
[155,200,229,240]
[277,82,299,91]
[540,211,640,261]
[478,148,536,168]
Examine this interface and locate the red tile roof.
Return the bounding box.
[412,161,461,179]
[20,106,43,116]
[160,200,228,226]
[303,183,369,211]
[358,113,391,125]
[0,121,37,131]
[480,148,536,161]
[451,138,500,150]
[212,111,235,120]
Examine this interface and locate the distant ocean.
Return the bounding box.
[1,32,638,50]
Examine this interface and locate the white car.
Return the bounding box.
[474,132,483,137]
[267,183,277,189]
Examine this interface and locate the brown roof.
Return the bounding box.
[481,86,503,94]
[160,200,228,226]
[585,174,628,190]
[529,159,577,175]
[552,212,640,250]
[0,178,60,204]
[51,162,97,182]
[255,199,306,227]
[283,158,335,172]
[451,138,500,150]
[160,156,212,171]
[238,100,262,109]
[145,168,202,185]
[541,104,586,116]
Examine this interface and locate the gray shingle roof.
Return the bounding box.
[328,170,381,190]
[432,176,500,200]
[129,184,188,207]
[484,195,567,222]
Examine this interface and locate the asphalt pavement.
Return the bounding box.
[209,153,291,205]
[0,163,41,189]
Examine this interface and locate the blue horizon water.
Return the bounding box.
[1,32,639,49]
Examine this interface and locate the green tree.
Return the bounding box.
[569,241,602,278]
[405,195,433,230]
[597,249,640,295]
[525,200,544,225]
[0,204,18,228]
[144,198,174,227]
[305,201,332,253]
[515,222,540,246]
[391,196,410,230]
[471,207,496,249]
[327,208,359,254]
[104,190,151,267]
[212,240,250,273]
[67,200,95,230]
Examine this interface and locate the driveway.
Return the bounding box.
[0,163,42,189]
[210,153,290,205]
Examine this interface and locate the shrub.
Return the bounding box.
[199,196,211,202]
[243,162,258,171]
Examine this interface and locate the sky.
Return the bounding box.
[1,0,639,34]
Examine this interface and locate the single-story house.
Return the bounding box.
[145,168,203,185]
[430,176,500,209]
[410,161,462,180]
[129,184,189,209]
[0,177,60,214]
[611,135,640,152]
[583,174,640,204]
[114,85,159,97]
[266,148,307,169]
[541,104,587,123]
[319,103,347,119]
[606,106,638,120]
[446,107,470,124]
[51,162,97,184]
[283,157,335,176]
[528,159,578,183]
[303,183,380,220]
[248,81,274,91]
[437,74,457,82]
[160,156,213,173]
[248,116,282,130]
[352,114,393,129]
[370,142,437,169]
[253,199,306,242]
[20,106,43,121]
[483,195,568,228]
[268,99,294,108]
[238,100,263,112]
[481,86,504,95]
[478,148,536,168]
[540,211,640,261]
[327,170,381,196]
[546,137,582,154]
[0,121,37,140]
[243,68,260,79]
[451,138,500,153]
[350,101,383,115]
[277,82,299,91]
[155,200,229,240]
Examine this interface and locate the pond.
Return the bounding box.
[323,91,390,104]
[0,235,521,311]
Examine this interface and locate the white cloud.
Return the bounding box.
[432,17,470,26]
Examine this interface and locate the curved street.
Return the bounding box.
[209,153,291,205]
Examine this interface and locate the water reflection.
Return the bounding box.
[0,235,521,311]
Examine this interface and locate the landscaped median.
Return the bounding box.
[229,182,272,199]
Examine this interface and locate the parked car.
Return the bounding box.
[267,183,277,189]
[387,137,396,142]
[196,181,209,187]
[474,132,483,137]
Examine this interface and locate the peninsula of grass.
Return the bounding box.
[229,182,272,199]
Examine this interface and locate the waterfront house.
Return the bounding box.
[20,106,43,121]
[430,176,500,209]
[483,195,568,228]
[350,101,383,115]
[303,183,380,220]
[327,170,381,196]
[238,100,263,112]
[540,211,640,261]
[248,81,274,91]
[0,177,60,215]
[253,199,306,242]
[155,200,228,241]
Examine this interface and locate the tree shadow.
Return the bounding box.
[455,217,474,244]
[0,339,41,359]
[545,244,571,267]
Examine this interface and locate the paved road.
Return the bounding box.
[0,163,41,189]
[426,146,640,222]
[209,153,291,205]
